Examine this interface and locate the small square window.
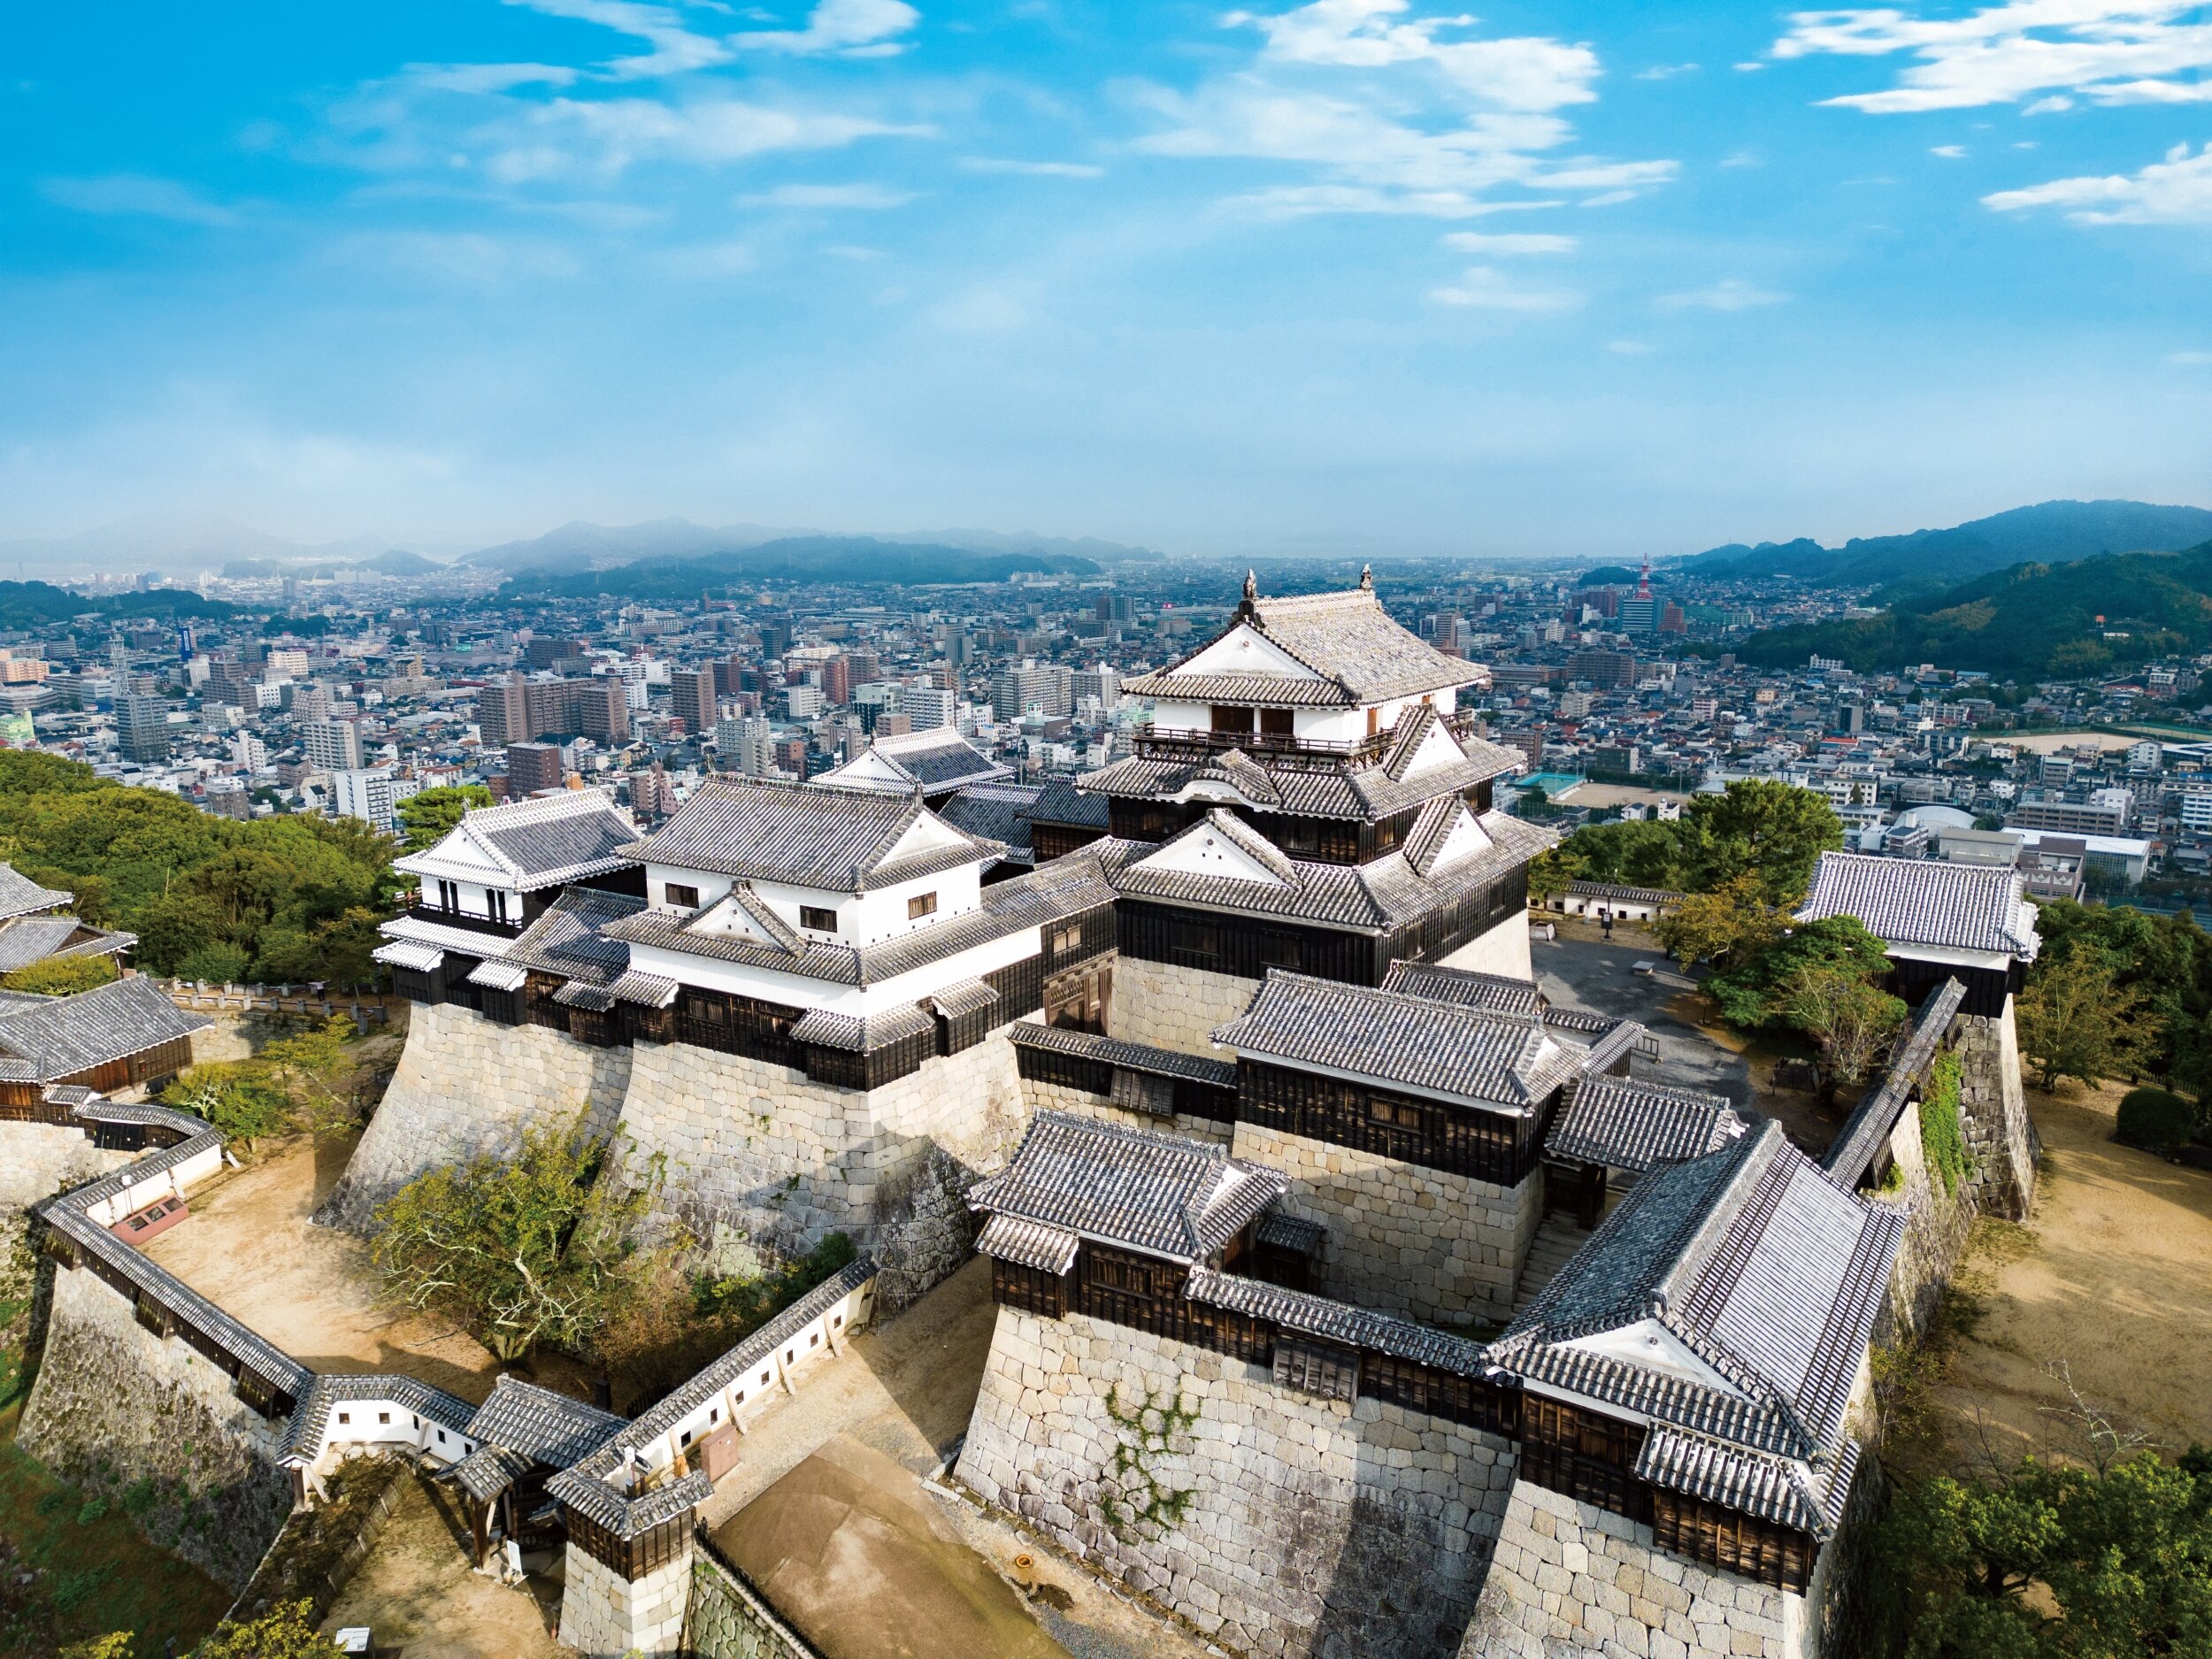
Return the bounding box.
[908,892,937,920]
[378,1411,391,1425]
[710,1408,719,1424]
[800,905,838,932]
[809,1332,819,1348]
[664,882,701,910]
[735,1389,746,1404]
[680,1430,693,1447]
[337,1411,350,1425]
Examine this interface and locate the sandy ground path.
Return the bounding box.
[1927,1081,2212,1467]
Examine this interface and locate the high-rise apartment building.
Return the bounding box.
[116,694,173,764]
[992,660,1072,721]
[506,742,566,795]
[303,718,365,772]
[330,767,418,833]
[671,665,716,733]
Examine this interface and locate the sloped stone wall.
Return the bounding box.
[319,1001,633,1232]
[1018,1074,1234,1146]
[1461,1479,1813,1659]
[1232,1121,1539,1329]
[956,1306,1515,1659]
[17,1264,295,1590]
[1108,958,1259,1056]
[612,1027,1026,1303]
[1956,1002,2037,1222]
[0,1123,128,1294]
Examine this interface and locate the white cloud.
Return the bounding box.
[39,174,242,227]
[1428,264,1580,311]
[1635,63,1699,81]
[660,237,759,276]
[738,181,918,207]
[732,0,920,55]
[503,0,733,79]
[2170,349,2212,363]
[1930,143,1967,157]
[1720,150,1761,167]
[1774,1,2212,113]
[1655,278,1788,311]
[406,62,582,93]
[1983,139,2212,222]
[334,229,583,286]
[959,157,1106,177]
[1607,339,1652,353]
[488,96,933,179]
[1440,230,1577,253]
[1133,0,1673,218]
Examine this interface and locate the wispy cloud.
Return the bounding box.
[485,97,933,180]
[1773,1,2212,113]
[2170,349,2212,364]
[404,61,581,93]
[1429,265,1580,310]
[1930,143,1967,157]
[1655,278,1788,311]
[504,0,734,80]
[733,0,920,57]
[959,157,1105,177]
[40,173,242,227]
[738,181,918,207]
[1635,63,1699,81]
[1984,140,2212,223]
[1135,0,1675,218]
[1440,229,1576,253]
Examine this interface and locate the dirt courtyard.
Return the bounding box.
[139,1134,513,1402]
[1919,1081,2212,1470]
[319,1474,565,1659]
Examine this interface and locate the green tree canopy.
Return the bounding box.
[1680,780,1845,902]
[1706,913,1895,1032]
[396,783,493,852]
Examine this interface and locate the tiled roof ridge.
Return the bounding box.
[1655,1121,1791,1316]
[1382,702,1441,783]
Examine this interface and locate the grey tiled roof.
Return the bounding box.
[1076,741,1521,824]
[467,792,643,889]
[1009,1020,1240,1087]
[0,862,73,922]
[1635,1426,1826,1535]
[1025,776,1110,829]
[1797,851,2039,960]
[1213,970,1586,1110]
[1547,1078,1750,1174]
[465,1375,626,1468]
[1098,810,1553,933]
[1563,881,1684,905]
[634,777,1000,892]
[967,1110,1286,1265]
[0,918,94,972]
[976,1213,1080,1274]
[1123,580,1487,708]
[938,785,1041,861]
[927,978,998,1018]
[1184,1269,1489,1378]
[787,1002,933,1052]
[499,887,641,989]
[837,732,1012,794]
[0,977,211,1084]
[453,1444,534,1502]
[1379,961,1542,1017]
[603,849,1113,988]
[552,981,616,1011]
[1492,1121,1905,1477]
[1825,978,1968,1187]
[282,1371,479,1461]
[1254,1210,1326,1256]
[608,969,679,1009]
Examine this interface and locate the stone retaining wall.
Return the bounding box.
[319,1002,633,1231]
[686,1548,824,1659]
[613,1027,1025,1302]
[1018,1075,1234,1147]
[1108,957,1260,1057]
[1461,1479,1814,1659]
[0,1123,129,1294]
[956,1306,1515,1659]
[1956,1002,2037,1222]
[1231,1122,1540,1328]
[17,1263,295,1590]
[561,1536,694,1658]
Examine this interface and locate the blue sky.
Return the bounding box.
[5,0,2210,558]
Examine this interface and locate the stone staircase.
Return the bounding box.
[1513,1216,1592,1314]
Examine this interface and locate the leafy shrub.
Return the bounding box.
[1921,1051,1971,1195]
[2116,1087,2198,1157]
[0,954,119,996]
[48,1563,111,1612]
[74,1496,107,1525]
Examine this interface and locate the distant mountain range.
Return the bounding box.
[500,534,1104,599]
[465,518,1155,578]
[1733,539,2212,679]
[1685,500,2212,592]
[0,515,424,580]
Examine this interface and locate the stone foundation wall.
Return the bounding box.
[613,1027,1026,1300]
[1108,957,1261,1057]
[1876,1099,1976,1342]
[1437,911,1534,982]
[956,1306,1515,1659]
[1018,1075,1235,1147]
[1232,1122,1540,1329]
[1957,1002,2037,1222]
[320,1002,633,1232]
[559,1537,694,1657]
[686,1552,819,1659]
[1462,1479,1811,1659]
[0,1124,129,1294]
[17,1264,295,1590]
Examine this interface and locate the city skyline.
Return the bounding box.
[8,0,2211,557]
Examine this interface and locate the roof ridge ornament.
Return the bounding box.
[1358,563,1373,591]
[1238,569,1259,620]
